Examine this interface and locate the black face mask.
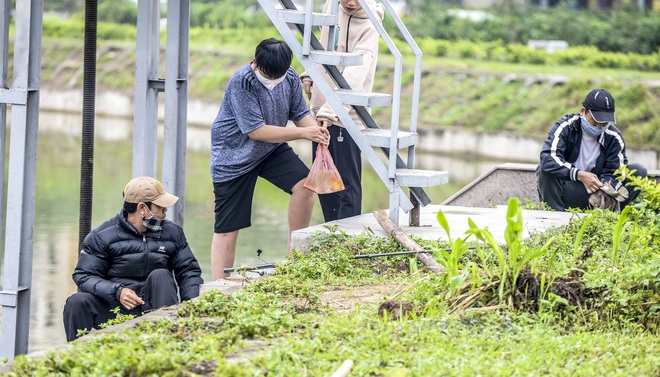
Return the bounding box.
[142,206,165,232]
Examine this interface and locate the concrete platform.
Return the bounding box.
[443,163,660,208]
[290,204,577,253]
[200,277,250,294]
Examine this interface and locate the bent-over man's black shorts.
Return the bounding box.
[213,143,309,233]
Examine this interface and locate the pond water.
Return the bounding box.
[3,111,502,352]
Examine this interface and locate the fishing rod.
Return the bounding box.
[354,250,433,259]
[223,248,276,275]
[223,263,276,274]
[355,245,486,259]
[224,249,435,273]
[224,246,484,274]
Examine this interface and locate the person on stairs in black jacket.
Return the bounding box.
[300,0,384,222]
[63,176,203,341]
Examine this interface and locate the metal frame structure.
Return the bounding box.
[0,0,43,359]
[272,0,413,220]
[261,0,448,225]
[1,0,191,359]
[133,0,190,225]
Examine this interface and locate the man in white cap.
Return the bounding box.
[63,177,203,341]
[537,88,647,211]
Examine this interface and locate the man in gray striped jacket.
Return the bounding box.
[536,89,646,211]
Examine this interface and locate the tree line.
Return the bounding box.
[41,0,660,55]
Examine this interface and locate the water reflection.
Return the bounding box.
[15,111,499,351]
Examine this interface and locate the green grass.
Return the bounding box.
[220,313,660,376]
[8,305,659,376]
[6,207,660,376]
[6,184,660,375]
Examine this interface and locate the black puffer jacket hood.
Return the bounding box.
[72,210,203,307]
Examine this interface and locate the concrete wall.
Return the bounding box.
[40,88,660,171]
[416,128,660,171]
[443,163,660,207]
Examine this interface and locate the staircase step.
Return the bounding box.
[396,169,449,187]
[309,51,364,66]
[278,10,336,26]
[334,89,392,107]
[361,129,417,148]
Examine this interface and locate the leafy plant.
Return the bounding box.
[500,198,555,306]
[99,307,136,329]
[435,198,555,308]
[623,167,660,246]
[611,206,633,267]
[434,211,471,280]
[573,212,598,258]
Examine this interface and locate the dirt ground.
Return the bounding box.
[318,283,403,311]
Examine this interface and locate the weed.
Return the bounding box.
[611,206,633,267]
[573,212,598,259]
[434,210,471,280]
[98,307,137,329]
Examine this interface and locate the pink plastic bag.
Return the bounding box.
[303,144,345,194]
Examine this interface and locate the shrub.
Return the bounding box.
[583,51,631,69]
[504,44,529,63]
[418,38,451,57]
[483,40,507,61]
[452,40,480,59]
[393,6,660,56]
[521,47,550,65]
[553,46,599,66]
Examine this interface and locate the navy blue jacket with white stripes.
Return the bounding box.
[538,113,628,187]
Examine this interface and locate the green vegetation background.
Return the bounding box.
[25,0,660,151]
[3,2,660,376]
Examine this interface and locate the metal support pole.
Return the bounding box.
[302,0,313,56]
[78,0,98,251]
[409,192,420,226]
[326,0,338,52]
[162,0,189,226]
[133,0,161,178]
[0,0,10,243]
[389,181,400,225]
[637,0,645,11]
[0,0,43,359]
[0,0,8,352]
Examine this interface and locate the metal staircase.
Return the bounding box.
[258,0,449,226]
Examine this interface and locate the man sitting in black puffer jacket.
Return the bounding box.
[63,176,203,341]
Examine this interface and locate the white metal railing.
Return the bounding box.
[297,0,423,175]
[264,0,432,220]
[354,0,401,179]
[355,0,423,174]
[378,0,423,169]
[302,0,313,55]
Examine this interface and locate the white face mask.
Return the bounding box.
[255,69,286,90]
